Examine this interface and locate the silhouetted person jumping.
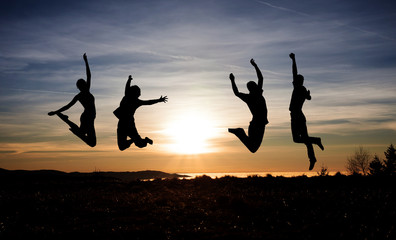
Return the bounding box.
[228,59,268,153]
[48,53,96,147]
[114,75,168,151]
[289,53,324,170]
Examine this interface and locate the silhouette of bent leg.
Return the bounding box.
[228,122,264,153]
[128,122,152,148]
[79,114,96,147]
[85,132,96,147]
[305,143,316,170]
[134,136,153,148]
[79,125,96,147]
[117,126,133,151]
[291,120,320,170]
[117,121,153,150]
[56,113,78,130]
[56,113,92,146]
[58,112,96,147]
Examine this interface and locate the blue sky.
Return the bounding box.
[0,0,395,173]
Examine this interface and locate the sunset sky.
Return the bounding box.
[1,0,395,173]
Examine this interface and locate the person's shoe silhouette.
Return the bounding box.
[309,158,317,171]
[56,113,69,121]
[228,128,244,135]
[145,137,153,145]
[318,139,324,151]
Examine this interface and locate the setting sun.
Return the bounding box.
[163,112,220,154]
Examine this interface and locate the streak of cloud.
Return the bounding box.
[255,0,396,42]
[255,0,311,17]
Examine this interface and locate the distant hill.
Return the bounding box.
[0,168,190,182]
[94,170,190,181]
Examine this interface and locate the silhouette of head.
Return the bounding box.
[247,81,261,94]
[76,79,88,91]
[128,85,141,98]
[293,74,304,86]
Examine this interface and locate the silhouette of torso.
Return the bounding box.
[77,91,96,116]
[114,96,142,122]
[289,85,309,122]
[239,92,268,125]
[289,86,308,113]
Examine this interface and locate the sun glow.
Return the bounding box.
[164,112,220,154]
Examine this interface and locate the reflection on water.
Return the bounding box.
[178,172,342,179]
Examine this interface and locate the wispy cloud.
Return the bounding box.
[255,0,311,17]
[254,0,396,42]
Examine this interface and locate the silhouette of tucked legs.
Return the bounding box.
[56,112,96,147]
[79,112,96,147]
[291,118,323,170]
[229,120,265,153]
[117,120,153,151]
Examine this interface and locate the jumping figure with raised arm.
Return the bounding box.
[289,53,324,170]
[48,53,96,147]
[228,59,268,153]
[114,75,167,151]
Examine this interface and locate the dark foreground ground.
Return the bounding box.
[0,171,395,240]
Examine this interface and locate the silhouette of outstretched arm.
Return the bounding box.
[83,53,91,90]
[125,75,133,95]
[250,59,263,89]
[289,53,298,81]
[229,73,242,98]
[140,96,168,106]
[48,95,79,116]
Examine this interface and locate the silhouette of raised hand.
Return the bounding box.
[229,73,235,81]
[289,53,295,59]
[160,95,168,103]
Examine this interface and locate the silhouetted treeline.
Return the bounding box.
[346,144,396,176]
[369,144,396,176]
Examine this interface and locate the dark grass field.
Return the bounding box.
[0,170,395,240]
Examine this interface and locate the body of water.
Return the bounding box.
[177,171,343,179]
